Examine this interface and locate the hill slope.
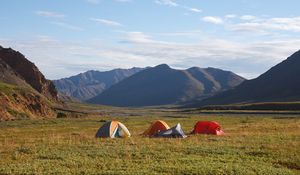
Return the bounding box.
[0,46,58,100]
[0,46,58,120]
[191,50,300,107]
[53,68,144,101]
[88,64,245,107]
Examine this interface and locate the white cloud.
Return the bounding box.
[35,11,65,18]
[154,0,202,15]
[202,16,223,24]
[51,22,84,31]
[231,16,300,33]
[123,32,154,43]
[86,0,99,4]
[36,35,58,42]
[240,15,256,20]
[157,30,202,37]
[114,0,131,2]
[188,8,202,13]
[86,0,131,4]
[225,14,237,19]
[230,22,266,33]
[90,18,123,27]
[155,0,178,7]
[268,17,300,31]
[2,32,299,80]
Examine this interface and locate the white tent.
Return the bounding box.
[154,123,187,138]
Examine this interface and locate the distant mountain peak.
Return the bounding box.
[187,66,201,71]
[190,49,300,107]
[87,64,245,107]
[53,67,145,101]
[154,64,171,69]
[289,49,300,58]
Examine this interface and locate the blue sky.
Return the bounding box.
[1,0,300,79]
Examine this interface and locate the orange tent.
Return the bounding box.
[191,121,224,135]
[143,120,170,136]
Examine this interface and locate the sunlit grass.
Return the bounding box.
[0,113,299,174]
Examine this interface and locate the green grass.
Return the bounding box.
[7,109,30,120]
[0,82,31,98]
[0,83,16,93]
[0,111,299,174]
[197,101,300,111]
[0,82,53,106]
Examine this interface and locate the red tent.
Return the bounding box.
[191,121,224,135]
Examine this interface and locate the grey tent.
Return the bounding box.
[154,123,187,138]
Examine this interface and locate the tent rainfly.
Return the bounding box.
[191,121,224,135]
[95,121,131,138]
[143,120,170,137]
[154,123,187,138]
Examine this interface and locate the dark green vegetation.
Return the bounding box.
[191,50,300,107]
[53,67,144,101]
[193,102,300,112]
[88,64,244,107]
[0,107,299,174]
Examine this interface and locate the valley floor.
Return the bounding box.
[0,107,299,174]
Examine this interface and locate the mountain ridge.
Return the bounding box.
[0,46,58,101]
[189,50,300,107]
[53,67,145,101]
[87,64,245,107]
[0,46,59,120]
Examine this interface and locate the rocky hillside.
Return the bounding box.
[190,50,300,107]
[53,68,144,101]
[0,82,56,120]
[88,64,245,107]
[0,46,58,120]
[0,46,58,100]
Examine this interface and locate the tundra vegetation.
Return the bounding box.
[0,105,299,175]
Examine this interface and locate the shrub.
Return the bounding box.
[57,112,67,118]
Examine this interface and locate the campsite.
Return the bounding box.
[0,105,299,174]
[1,0,300,174]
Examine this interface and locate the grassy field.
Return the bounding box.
[195,101,300,111]
[0,108,299,174]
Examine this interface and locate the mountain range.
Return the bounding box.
[87,64,245,106]
[2,45,299,114]
[189,50,300,107]
[0,46,58,120]
[53,68,144,101]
